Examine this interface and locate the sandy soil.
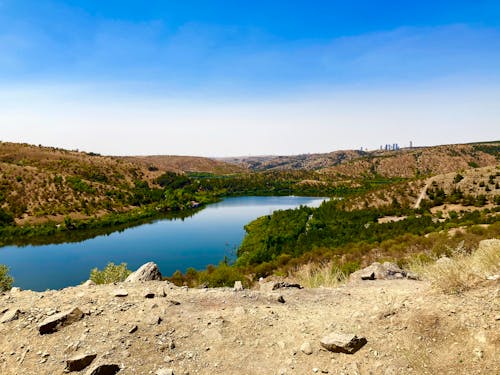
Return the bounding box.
[1,277,498,375]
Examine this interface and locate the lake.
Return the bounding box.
[0,196,326,291]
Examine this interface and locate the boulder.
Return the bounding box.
[125,262,162,282]
[272,282,303,290]
[320,333,367,354]
[66,353,97,372]
[0,308,20,323]
[82,280,96,287]
[38,307,84,334]
[349,262,407,282]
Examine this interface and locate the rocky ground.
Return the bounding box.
[0,268,499,375]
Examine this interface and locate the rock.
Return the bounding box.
[156,369,174,375]
[38,307,84,335]
[272,282,303,290]
[129,325,138,334]
[277,295,286,304]
[85,364,121,375]
[144,291,155,299]
[10,287,22,293]
[66,353,97,372]
[320,333,367,354]
[0,308,20,323]
[233,281,243,291]
[125,262,162,282]
[112,289,128,297]
[82,280,96,287]
[300,342,313,355]
[350,262,408,282]
[486,274,499,281]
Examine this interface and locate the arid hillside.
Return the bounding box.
[223,142,499,178]
[0,143,148,223]
[121,155,245,177]
[0,143,243,225]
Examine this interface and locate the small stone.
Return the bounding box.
[169,300,181,306]
[1,308,20,323]
[144,291,155,299]
[82,280,96,287]
[313,368,319,373]
[128,325,138,334]
[234,281,243,291]
[85,364,121,375]
[112,289,128,297]
[156,369,174,375]
[66,353,97,372]
[300,342,313,355]
[277,295,285,303]
[320,333,367,354]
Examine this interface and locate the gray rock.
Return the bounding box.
[38,307,84,335]
[85,364,121,375]
[112,289,128,297]
[125,262,162,282]
[272,282,303,290]
[350,262,408,281]
[320,333,367,354]
[233,281,243,291]
[82,280,96,287]
[300,341,313,355]
[65,353,97,372]
[0,308,20,323]
[156,369,174,375]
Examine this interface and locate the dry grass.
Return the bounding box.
[410,239,500,294]
[288,261,347,288]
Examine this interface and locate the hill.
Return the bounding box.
[121,155,245,176]
[223,142,500,178]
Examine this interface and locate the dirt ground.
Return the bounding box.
[1,277,499,375]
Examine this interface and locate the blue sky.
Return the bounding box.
[1,1,499,155]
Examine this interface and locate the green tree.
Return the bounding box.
[90,262,132,284]
[0,264,14,291]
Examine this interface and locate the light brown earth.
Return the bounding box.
[1,277,498,375]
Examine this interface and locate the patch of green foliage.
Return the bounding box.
[90,262,132,284]
[0,264,14,291]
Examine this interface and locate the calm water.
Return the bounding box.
[0,196,325,291]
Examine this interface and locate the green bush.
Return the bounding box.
[198,262,247,287]
[90,262,132,284]
[0,264,14,291]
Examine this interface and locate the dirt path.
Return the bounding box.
[414,180,430,209]
[1,278,498,375]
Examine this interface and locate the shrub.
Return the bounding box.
[90,262,132,284]
[289,261,347,288]
[198,262,247,288]
[0,264,14,291]
[410,239,500,294]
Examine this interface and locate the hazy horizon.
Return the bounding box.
[1,1,499,156]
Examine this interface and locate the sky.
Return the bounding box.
[0,1,499,156]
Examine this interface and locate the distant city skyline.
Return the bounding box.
[1,1,499,156]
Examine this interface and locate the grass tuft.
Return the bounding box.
[410,239,500,294]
